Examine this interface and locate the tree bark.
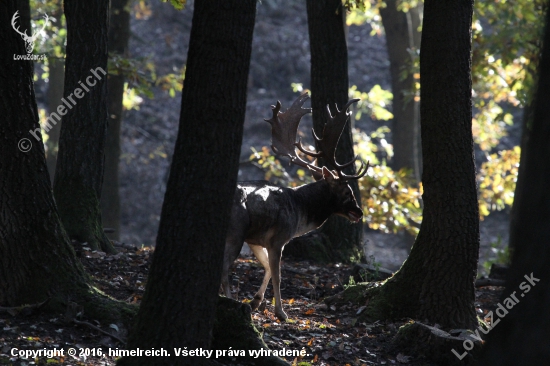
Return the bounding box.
[120,1,256,365]
[506,104,532,256]
[306,0,363,263]
[46,57,65,183]
[53,0,115,253]
[0,0,129,324]
[45,3,65,184]
[380,0,422,182]
[355,0,479,330]
[15,0,30,33]
[101,0,131,241]
[480,7,550,364]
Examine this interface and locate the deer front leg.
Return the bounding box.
[268,246,287,321]
[249,244,271,310]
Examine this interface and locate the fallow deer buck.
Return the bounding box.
[222,92,368,321]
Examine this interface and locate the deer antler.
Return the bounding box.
[303,99,369,181]
[265,94,368,181]
[264,92,324,180]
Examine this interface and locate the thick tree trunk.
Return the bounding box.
[46,57,64,183]
[15,0,30,33]
[480,7,550,364]
[120,1,256,365]
[101,0,131,241]
[213,297,289,366]
[0,1,129,324]
[1,0,81,307]
[350,0,479,330]
[380,0,422,181]
[53,0,115,253]
[306,0,363,263]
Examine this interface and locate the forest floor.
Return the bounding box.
[1,244,504,366]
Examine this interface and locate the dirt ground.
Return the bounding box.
[1,243,503,366]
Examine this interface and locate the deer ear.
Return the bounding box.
[322,166,336,182]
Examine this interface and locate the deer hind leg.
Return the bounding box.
[221,236,244,299]
[221,196,249,299]
[268,245,287,321]
[248,244,271,311]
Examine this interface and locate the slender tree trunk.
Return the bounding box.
[53,0,115,253]
[507,104,532,256]
[46,57,65,183]
[45,4,65,183]
[101,0,131,241]
[120,1,256,365]
[360,0,479,330]
[306,0,363,263]
[480,7,550,364]
[380,0,422,182]
[0,1,128,324]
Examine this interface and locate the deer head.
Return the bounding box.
[264,92,368,223]
[11,11,49,54]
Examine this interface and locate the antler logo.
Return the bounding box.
[11,11,49,54]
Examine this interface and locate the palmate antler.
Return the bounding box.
[264,92,368,181]
[264,92,323,179]
[299,99,369,180]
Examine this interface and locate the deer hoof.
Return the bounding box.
[275,308,288,321]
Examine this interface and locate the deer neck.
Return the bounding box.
[292,180,335,232]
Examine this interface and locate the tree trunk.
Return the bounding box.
[0,0,128,324]
[53,0,115,253]
[356,0,479,330]
[46,57,65,183]
[120,1,256,365]
[45,3,65,183]
[101,0,131,241]
[306,0,363,263]
[480,7,550,364]
[507,104,531,256]
[15,0,30,34]
[213,297,289,366]
[380,0,422,182]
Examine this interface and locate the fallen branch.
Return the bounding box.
[475,278,506,287]
[0,299,49,316]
